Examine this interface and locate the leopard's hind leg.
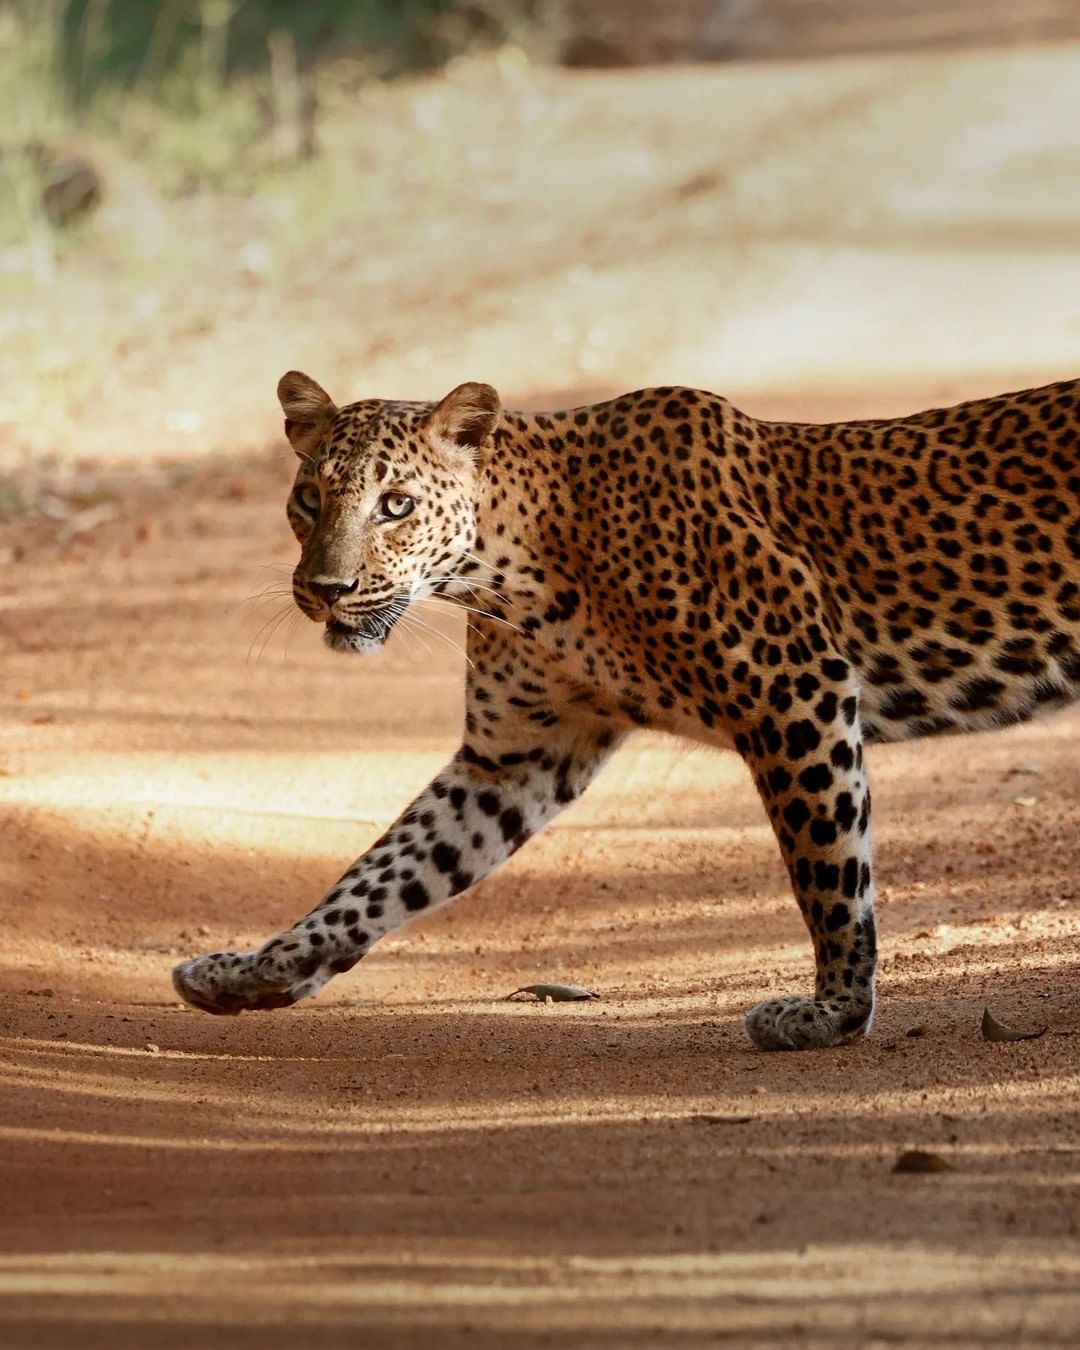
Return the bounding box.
[739,659,877,1051]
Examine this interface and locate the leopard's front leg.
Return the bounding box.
[173,716,616,1015]
[739,664,878,1051]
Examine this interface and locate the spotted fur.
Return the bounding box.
[173,372,1080,1050]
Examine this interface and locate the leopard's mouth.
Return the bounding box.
[324,602,403,653]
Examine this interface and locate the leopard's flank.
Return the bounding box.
[173,372,1080,1050]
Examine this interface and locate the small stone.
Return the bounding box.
[893,1149,954,1174]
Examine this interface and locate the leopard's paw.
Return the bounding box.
[172,931,362,1015]
[172,948,306,1015]
[744,993,873,1051]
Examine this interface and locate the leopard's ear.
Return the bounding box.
[277,370,336,459]
[424,382,501,462]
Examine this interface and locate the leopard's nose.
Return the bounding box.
[307,578,359,606]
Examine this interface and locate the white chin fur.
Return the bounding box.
[323,626,385,655]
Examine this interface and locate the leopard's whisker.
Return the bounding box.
[259,606,298,664]
[430,596,523,636]
[393,617,418,660]
[459,548,496,573]
[246,602,294,666]
[245,602,289,663]
[403,619,433,658]
[281,609,306,662]
[400,609,474,670]
[232,586,294,615]
[425,575,507,604]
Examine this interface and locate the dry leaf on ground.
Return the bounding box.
[506,983,598,1002]
[981,1008,1048,1042]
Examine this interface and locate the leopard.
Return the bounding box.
[173,370,1080,1050]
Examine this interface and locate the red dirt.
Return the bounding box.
[2,401,1079,1348]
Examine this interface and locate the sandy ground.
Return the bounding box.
[3,34,1080,1350]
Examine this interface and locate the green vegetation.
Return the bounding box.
[0,0,556,218]
[55,0,454,95]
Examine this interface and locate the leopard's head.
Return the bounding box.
[278,370,501,653]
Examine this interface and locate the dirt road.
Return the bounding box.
[2,399,1079,1347]
[4,28,1080,1348]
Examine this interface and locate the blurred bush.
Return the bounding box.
[55,0,455,100]
[0,0,558,209]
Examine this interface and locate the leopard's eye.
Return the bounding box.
[295,482,321,516]
[379,491,414,521]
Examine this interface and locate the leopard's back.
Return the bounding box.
[756,379,1080,742]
